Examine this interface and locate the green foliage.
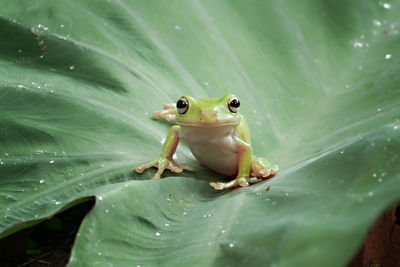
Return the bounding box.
[0,0,399,266]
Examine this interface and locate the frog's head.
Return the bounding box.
[176,94,241,126]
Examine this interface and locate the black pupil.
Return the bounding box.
[230,99,240,108]
[177,99,187,109]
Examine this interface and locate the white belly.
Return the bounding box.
[179,125,239,176]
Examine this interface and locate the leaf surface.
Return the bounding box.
[0,1,399,266]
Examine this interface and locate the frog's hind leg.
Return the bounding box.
[250,157,278,179]
[153,103,177,121]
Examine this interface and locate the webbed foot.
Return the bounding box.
[153,103,177,121]
[251,157,278,179]
[209,177,249,190]
[135,157,193,179]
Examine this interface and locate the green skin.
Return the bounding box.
[135,94,278,190]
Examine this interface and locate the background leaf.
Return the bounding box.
[1,0,399,266]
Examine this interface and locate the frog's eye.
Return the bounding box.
[228,96,240,113]
[176,97,189,114]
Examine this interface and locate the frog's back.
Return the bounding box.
[179,125,239,176]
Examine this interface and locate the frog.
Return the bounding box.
[134,94,278,190]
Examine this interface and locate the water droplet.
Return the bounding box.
[373,20,382,27]
[98,252,102,256]
[229,243,234,248]
[105,209,109,213]
[340,150,344,154]
[155,231,161,236]
[377,108,382,112]
[372,173,377,178]
[60,24,64,28]
[204,81,208,86]
[381,2,391,9]
[55,201,61,205]
[18,49,22,53]
[385,54,392,59]
[49,160,55,164]
[39,179,44,184]
[221,230,226,234]
[353,41,363,48]
[368,191,374,197]
[378,178,383,183]
[69,65,75,70]
[174,25,181,30]
[98,196,103,200]
[49,90,55,94]
[164,223,170,227]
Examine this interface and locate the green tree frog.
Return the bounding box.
[135,94,278,190]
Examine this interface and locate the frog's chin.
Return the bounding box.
[177,121,240,127]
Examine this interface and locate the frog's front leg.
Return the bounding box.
[209,138,252,190]
[135,125,193,179]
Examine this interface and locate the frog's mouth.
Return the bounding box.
[177,121,240,127]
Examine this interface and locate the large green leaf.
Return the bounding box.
[1,0,399,266]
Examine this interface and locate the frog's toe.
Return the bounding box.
[209,182,225,190]
[134,161,156,174]
[260,169,271,178]
[210,178,247,190]
[167,160,194,173]
[270,165,279,175]
[153,111,163,120]
[165,114,176,121]
[134,165,146,173]
[237,177,249,187]
[169,166,183,173]
[180,164,194,171]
